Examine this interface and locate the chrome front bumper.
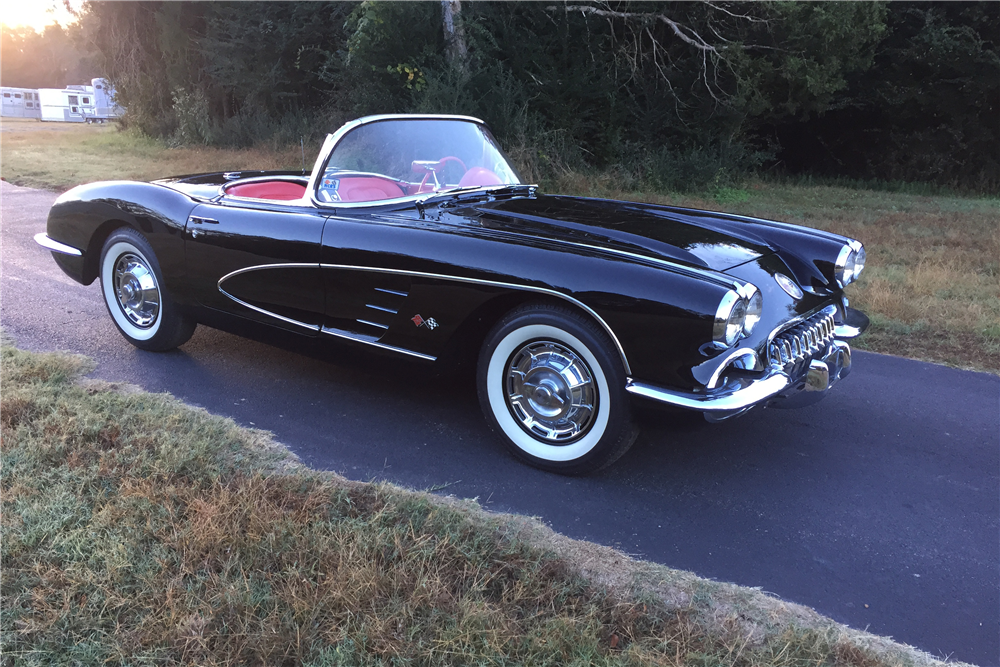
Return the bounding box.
[34,233,83,256]
[626,339,853,419]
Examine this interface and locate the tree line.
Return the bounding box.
[4,1,997,192]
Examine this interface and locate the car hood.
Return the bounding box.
[467,194,848,292]
[470,194,775,273]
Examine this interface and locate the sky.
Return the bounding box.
[0,0,82,32]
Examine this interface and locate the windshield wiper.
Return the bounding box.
[415,184,537,211]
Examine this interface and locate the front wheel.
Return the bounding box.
[477,304,638,474]
[99,228,195,351]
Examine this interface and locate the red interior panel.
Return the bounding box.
[227,181,307,200]
[337,177,406,202]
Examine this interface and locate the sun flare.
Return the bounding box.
[0,0,81,32]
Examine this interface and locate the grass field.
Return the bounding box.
[0,342,957,666]
[2,118,998,373]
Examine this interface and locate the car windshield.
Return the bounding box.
[317,118,522,203]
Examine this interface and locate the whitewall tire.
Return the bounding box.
[99,228,195,351]
[477,304,638,474]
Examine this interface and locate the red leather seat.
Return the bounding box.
[338,177,406,202]
[458,167,503,187]
[227,181,306,200]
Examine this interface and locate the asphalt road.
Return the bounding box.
[3,181,998,665]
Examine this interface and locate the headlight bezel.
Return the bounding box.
[713,283,762,349]
[835,240,866,287]
[741,284,763,337]
[713,289,744,348]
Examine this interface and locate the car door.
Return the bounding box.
[318,208,499,362]
[184,198,327,335]
[319,211,416,342]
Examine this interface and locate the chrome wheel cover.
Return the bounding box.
[505,340,597,443]
[113,253,160,328]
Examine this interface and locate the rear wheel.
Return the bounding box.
[477,304,638,474]
[99,228,195,351]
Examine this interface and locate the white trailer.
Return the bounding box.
[38,85,97,123]
[90,78,123,121]
[1,87,42,119]
[37,79,123,123]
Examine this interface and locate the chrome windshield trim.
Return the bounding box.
[312,183,527,211]
[320,263,632,375]
[306,114,517,210]
[34,233,83,256]
[320,326,436,361]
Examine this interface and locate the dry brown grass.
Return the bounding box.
[1,343,960,666]
[1,118,314,191]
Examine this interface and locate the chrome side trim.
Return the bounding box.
[217,288,320,332]
[365,303,398,314]
[357,319,389,330]
[320,326,436,361]
[217,263,320,284]
[216,263,322,332]
[375,287,408,297]
[319,263,632,375]
[214,261,631,374]
[626,372,791,413]
[34,233,83,256]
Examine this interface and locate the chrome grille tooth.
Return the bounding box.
[770,307,841,368]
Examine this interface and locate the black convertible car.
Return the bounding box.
[37,114,868,473]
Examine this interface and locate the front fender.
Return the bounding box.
[46,181,198,295]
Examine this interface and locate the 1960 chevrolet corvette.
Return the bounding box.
[36,114,869,473]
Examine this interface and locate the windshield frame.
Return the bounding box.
[306,114,523,209]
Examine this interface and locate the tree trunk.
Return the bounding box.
[441,0,468,68]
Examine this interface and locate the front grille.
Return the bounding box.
[768,308,836,368]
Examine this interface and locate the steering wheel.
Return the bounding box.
[416,156,469,193]
[437,156,467,172]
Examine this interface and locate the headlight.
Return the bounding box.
[852,242,866,280]
[713,289,747,348]
[835,240,866,287]
[743,288,763,336]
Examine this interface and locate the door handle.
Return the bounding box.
[190,216,219,225]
